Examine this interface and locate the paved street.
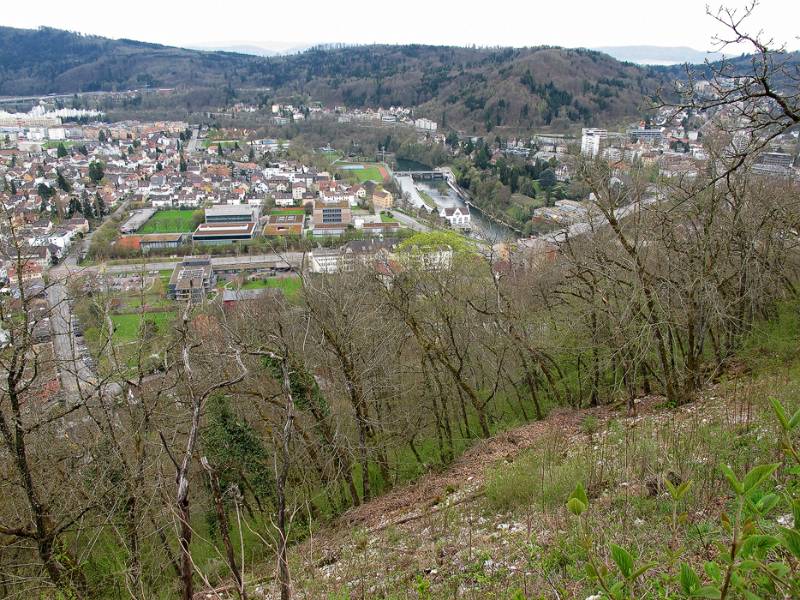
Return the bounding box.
[47,267,96,401]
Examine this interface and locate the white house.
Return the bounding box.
[150,196,174,209]
[439,206,471,229]
[291,183,307,200]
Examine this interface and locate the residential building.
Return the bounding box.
[372,187,394,210]
[581,128,607,157]
[167,256,215,301]
[439,206,471,229]
[628,127,664,144]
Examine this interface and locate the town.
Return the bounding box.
[1,5,800,597]
[1,82,798,401]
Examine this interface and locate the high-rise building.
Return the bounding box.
[581,128,607,157]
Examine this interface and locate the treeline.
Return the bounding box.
[452,140,581,233]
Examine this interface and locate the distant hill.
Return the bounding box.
[0,26,673,130]
[594,45,724,65]
[185,42,315,57]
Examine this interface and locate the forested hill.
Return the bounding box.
[0,27,271,95]
[0,26,669,129]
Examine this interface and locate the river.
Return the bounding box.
[414,181,515,242]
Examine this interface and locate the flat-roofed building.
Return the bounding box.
[204,205,259,223]
[312,200,351,233]
[139,233,186,253]
[167,256,215,301]
[120,208,156,234]
[311,223,348,237]
[264,212,305,236]
[581,128,607,157]
[193,222,256,244]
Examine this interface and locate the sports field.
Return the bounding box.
[338,163,389,183]
[137,210,198,234]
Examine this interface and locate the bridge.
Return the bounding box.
[393,170,448,181]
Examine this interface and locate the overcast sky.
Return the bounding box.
[3,0,798,52]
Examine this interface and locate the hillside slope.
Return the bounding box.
[0,27,663,130]
[255,384,796,598]
[226,305,800,599]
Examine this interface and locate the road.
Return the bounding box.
[71,251,306,276]
[47,198,133,402]
[186,126,201,154]
[46,273,94,400]
[392,210,431,232]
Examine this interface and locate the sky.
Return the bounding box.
[2,0,798,52]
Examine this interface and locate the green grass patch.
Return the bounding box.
[380,212,398,223]
[740,300,800,370]
[417,189,437,209]
[321,150,342,162]
[202,139,239,149]
[271,208,305,216]
[110,311,175,342]
[42,140,78,149]
[137,210,199,234]
[485,433,584,512]
[240,276,302,299]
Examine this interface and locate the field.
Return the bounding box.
[42,140,79,149]
[240,276,302,299]
[110,311,176,342]
[137,210,198,234]
[321,150,343,162]
[337,163,388,183]
[201,139,239,149]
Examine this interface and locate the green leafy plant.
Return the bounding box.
[566,398,800,599]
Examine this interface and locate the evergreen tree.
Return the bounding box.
[67,196,81,217]
[56,169,71,193]
[95,191,106,216]
[37,183,54,201]
[81,195,95,219]
[88,161,104,183]
[56,143,68,158]
[9,180,16,195]
[539,167,556,190]
[179,155,187,172]
[98,130,106,143]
